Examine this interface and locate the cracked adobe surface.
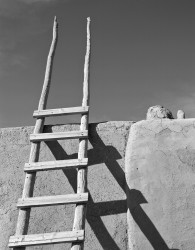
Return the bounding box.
[125,119,195,250]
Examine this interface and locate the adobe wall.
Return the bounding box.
[125,119,195,250]
[0,121,133,250]
[2,119,195,250]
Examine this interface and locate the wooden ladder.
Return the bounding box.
[8,16,91,250]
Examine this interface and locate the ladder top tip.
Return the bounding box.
[87,17,91,22]
[54,16,58,23]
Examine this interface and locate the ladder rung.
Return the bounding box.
[8,230,84,247]
[24,158,88,172]
[33,106,89,118]
[17,193,88,208]
[30,130,88,142]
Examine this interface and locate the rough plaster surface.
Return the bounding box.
[125,119,195,250]
[0,121,133,250]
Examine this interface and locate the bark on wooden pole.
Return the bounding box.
[14,17,58,250]
[71,17,91,250]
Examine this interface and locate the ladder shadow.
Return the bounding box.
[45,129,122,249]
[44,124,180,250]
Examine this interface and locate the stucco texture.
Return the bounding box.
[125,119,195,250]
[0,121,133,250]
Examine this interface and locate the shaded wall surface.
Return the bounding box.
[125,119,195,250]
[0,121,133,250]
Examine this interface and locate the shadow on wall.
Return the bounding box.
[45,123,179,250]
[126,189,180,250]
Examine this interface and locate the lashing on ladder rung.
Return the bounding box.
[33,106,89,118]
[30,130,88,142]
[9,230,84,247]
[17,193,88,208]
[24,158,88,172]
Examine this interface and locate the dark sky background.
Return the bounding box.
[0,0,195,127]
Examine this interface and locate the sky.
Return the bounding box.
[0,0,195,127]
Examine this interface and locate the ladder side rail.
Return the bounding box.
[14,17,58,250]
[72,17,91,250]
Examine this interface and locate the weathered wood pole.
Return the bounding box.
[71,17,91,250]
[14,17,58,250]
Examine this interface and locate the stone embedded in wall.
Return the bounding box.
[146,105,174,120]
